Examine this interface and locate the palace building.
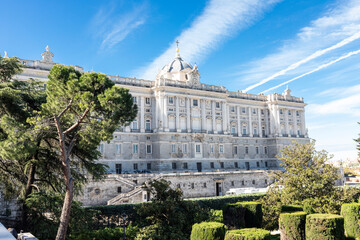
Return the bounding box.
[10,46,309,205]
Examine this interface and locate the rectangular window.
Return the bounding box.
[193,99,198,106]
[203,183,207,188]
[116,144,121,154]
[133,96,137,103]
[256,147,259,154]
[168,97,174,104]
[242,180,245,186]
[288,110,291,115]
[231,127,236,133]
[145,120,151,130]
[132,119,138,129]
[146,144,152,154]
[219,144,224,153]
[115,164,122,174]
[231,181,234,186]
[196,144,201,153]
[117,187,122,193]
[242,127,247,135]
[220,162,224,168]
[210,162,215,168]
[234,146,238,155]
[256,162,260,167]
[261,109,264,115]
[264,147,267,154]
[171,144,176,153]
[265,179,268,184]
[183,144,188,153]
[133,163,138,170]
[191,183,194,189]
[231,106,235,112]
[252,180,256,184]
[265,161,268,168]
[280,109,283,114]
[252,108,256,114]
[296,111,300,116]
[147,163,151,170]
[234,162,238,168]
[216,102,220,108]
[145,97,150,105]
[172,162,177,169]
[245,146,249,154]
[133,144,138,154]
[241,107,246,113]
[210,145,214,153]
[183,162,188,169]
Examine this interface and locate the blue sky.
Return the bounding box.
[1,0,360,161]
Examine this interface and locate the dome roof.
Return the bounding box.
[161,54,193,73]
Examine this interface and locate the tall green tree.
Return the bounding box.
[33,65,137,240]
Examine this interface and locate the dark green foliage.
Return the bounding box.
[239,202,262,228]
[190,222,227,240]
[135,179,208,240]
[341,203,360,239]
[208,209,223,223]
[279,211,306,240]
[223,202,262,229]
[0,56,22,82]
[191,193,265,210]
[224,228,271,240]
[305,214,344,240]
[70,225,139,240]
[87,193,264,228]
[281,205,303,213]
[25,192,98,240]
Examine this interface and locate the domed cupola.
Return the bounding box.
[156,41,200,86]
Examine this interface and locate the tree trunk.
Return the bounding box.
[21,163,36,231]
[55,155,74,240]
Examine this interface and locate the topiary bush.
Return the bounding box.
[305,214,344,240]
[279,211,306,240]
[190,222,227,240]
[224,228,271,240]
[280,205,303,213]
[208,209,223,223]
[341,203,360,239]
[223,202,262,229]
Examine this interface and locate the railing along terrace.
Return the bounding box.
[228,91,267,101]
[109,75,155,88]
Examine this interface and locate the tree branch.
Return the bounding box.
[63,108,90,135]
[57,99,73,119]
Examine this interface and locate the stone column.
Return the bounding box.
[176,96,180,132]
[222,102,227,134]
[248,107,253,137]
[186,97,191,132]
[285,108,289,136]
[140,96,145,133]
[237,106,241,136]
[265,108,269,137]
[164,95,168,131]
[158,93,163,131]
[258,108,262,137]
[212,101,216,134]
[276,105,281,136]
[300,110,306,137]
[201,99,206,132]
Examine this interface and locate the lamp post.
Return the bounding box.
[120,213,128,240]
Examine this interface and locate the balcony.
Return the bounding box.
[131,129,140,133]
[145,129,153,133]
[253,134,259,137]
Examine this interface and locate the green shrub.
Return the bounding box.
[279,211,306,240]
[208,209,223,223]
[223,202,262,229]
[224,228,271,240]
[281,205,303,213]
[71,225,138,240]
[190,222,227,240]
[341,203,360,239]
[305,214,344,240]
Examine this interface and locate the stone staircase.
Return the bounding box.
[107,174,163,205]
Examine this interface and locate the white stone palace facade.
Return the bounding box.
[8,46,309,205]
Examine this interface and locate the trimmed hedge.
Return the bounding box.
[223,202,262,229]
[305,214,344,240]
[341,203,360,239]
[279,211,306,240]
[281,205,303,213]
[87,193,264,227]
[225,228,271,240]
[190,221,227,240]
[208,209,223,223]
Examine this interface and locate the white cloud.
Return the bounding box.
[137,0,281,80]
[90,3,147,50]
[239,0,360,90]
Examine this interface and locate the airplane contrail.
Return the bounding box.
[261,49,360,94]
[243,31,360,92]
